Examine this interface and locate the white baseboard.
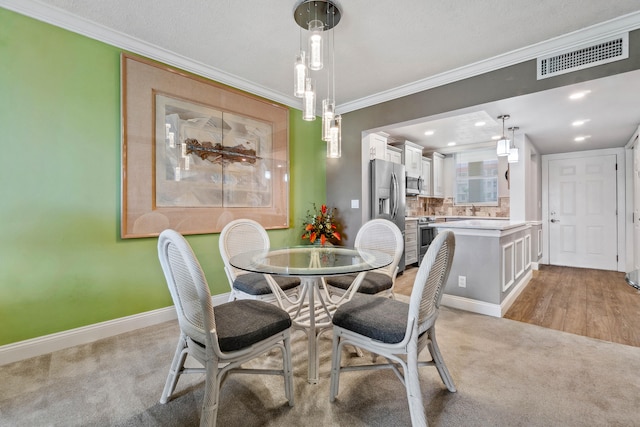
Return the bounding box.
[441,269,533,318]
[0,292,231,366]
[1,273,538,366]
[441,294,502,317]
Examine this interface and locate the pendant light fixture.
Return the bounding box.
[327,114,341,158]
[507,126,519,163]
[302,77,316,120]
[293,50,306,98]
[496,114,511,157]
[294,0,342,158]
[308,19,324,71]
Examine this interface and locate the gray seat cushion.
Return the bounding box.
[325,272,393,294]
[214,299,292,352]
[234,273,300,295]
[332,294,409,344]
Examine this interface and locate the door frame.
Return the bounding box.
[541,147,626,272]
[625,126,640,272]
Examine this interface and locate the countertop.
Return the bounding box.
[430,219,528,231]
[435,215,504,221]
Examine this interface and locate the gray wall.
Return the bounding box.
[328,30,640,246]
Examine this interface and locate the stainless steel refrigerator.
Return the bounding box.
[370,159,406,272]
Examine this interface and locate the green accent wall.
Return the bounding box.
[0,8,325,346]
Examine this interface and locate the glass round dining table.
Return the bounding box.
[230,245,392,384]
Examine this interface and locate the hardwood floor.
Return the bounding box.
[395,264,640,347]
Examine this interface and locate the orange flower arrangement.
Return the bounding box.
[301,203,341,245]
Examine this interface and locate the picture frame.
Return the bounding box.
[121,53,289,238]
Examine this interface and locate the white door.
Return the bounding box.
[548,154,617,270]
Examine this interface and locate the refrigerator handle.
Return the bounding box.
[391,172,398,218]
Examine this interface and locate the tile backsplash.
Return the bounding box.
[406,197,510,218]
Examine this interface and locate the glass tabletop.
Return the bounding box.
[229,245,392,277]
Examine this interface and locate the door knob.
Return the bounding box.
[550,219,560,223]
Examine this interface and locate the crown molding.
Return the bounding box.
[0,0,300,109]
[3,1,640,114]
[337,11,640,114]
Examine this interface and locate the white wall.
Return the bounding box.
[509,133,541,222]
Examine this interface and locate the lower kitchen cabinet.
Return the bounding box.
[405,218,418,265]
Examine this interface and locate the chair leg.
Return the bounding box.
[405,343,428,427]
[200,358,219,427]
[329,331,343,402]
[353,345,364,358]
[283,333,295,406]
[160,334,189,404]
[427,326,456,393]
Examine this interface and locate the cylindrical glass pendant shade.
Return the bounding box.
[508,147,519,163]
[321,99,335,141]
[302,78,316,121]
[294,52,306,98]
[496,137,510,156]
[327,115,341,158]
[308,20,323,71]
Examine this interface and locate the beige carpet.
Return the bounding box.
[1,303,640,426]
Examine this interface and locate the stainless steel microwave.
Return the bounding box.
[406,175,423,195]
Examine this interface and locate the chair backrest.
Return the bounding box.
[409,230,455,335]
[219,219,271,286]
[354,218,404,278]
[158,229,215,349]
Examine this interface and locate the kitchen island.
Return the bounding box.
[431,219,533,317]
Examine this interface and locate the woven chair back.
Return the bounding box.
[219,219,271,277]
[410,230,455,335]
[158,229,215,347]
[354,218,404,277]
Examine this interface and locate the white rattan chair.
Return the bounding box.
[329,230,456,427]
[325,218,404,299]
[158,229,294,427]
[219,219,301,305]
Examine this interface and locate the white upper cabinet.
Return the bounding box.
[430,152,445,198]
[386,145,402,164]
[364,133,388,160]
[392,141,423,177]
[421,157,432,196]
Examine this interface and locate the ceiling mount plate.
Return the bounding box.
[294,0,342,31]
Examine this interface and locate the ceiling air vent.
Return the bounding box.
[537,33,628,80]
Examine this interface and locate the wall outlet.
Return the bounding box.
[458,276,466,288]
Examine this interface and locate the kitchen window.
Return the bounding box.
[454,148,498,205]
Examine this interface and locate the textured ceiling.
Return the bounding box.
[5,0,640,154]
[30,0,640,108]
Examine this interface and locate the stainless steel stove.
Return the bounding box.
[418,217,436,265]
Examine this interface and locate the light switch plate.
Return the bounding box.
[351,199,359,209]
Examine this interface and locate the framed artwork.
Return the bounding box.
[121,53,289,238]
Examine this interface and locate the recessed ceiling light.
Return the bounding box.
[474,121,486,127]
[491,135,501,140]
[574,135,591,142]
[447,142,456,146]
[569,90,591,100]
[424,130,435,136]
[572,119,590,127]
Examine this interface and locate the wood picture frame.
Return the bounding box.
[121,53,289,238]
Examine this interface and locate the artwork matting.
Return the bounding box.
[121,53,289,238]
